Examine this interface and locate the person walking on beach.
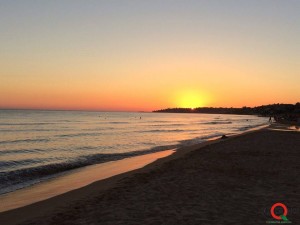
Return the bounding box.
[269,116,272,123]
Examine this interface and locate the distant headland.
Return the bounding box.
[153,103,300,117]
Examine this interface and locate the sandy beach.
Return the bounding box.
[0,150,175,212]
[0,124,299,225]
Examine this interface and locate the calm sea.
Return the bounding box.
[0,110,267,194]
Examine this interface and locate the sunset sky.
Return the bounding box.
[0,0,299,111]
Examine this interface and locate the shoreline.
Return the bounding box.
[0,150,175,212]
[0,113,267,197]
[0,123,268,212]
[0,123,277,225]
[0,125,298,225]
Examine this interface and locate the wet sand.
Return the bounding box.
[0,124,299,225]
[0,150,175,212]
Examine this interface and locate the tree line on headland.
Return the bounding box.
[153,103,300,118]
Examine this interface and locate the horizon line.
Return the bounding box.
[0,102,298,113]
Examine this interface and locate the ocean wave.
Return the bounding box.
[0,148,43,155]
[0,158,45,170]
[0,128,66,133]
[150,123,186,127]
[178,133,224,145]
[54,120,81,123]
[199,121,232,125]
[237,123,266,131]
[82,127,115,131]
[108,121,130,124]
[0,145,177,194]
[56,132,101,138]
[141,129,187,133]
[0,138,50,145]
[0,122,57,126]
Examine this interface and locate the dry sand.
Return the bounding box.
[0,124,299,225]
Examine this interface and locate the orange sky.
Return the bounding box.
[0,1,299,111]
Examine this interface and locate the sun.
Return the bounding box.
[177,90,207,109]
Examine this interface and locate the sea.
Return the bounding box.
[0,110,268,195]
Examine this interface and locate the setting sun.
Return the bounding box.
[176,90,209,109]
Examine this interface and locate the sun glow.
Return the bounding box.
[176,90,208,109]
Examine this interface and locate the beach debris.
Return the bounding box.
[221,135,228,139]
